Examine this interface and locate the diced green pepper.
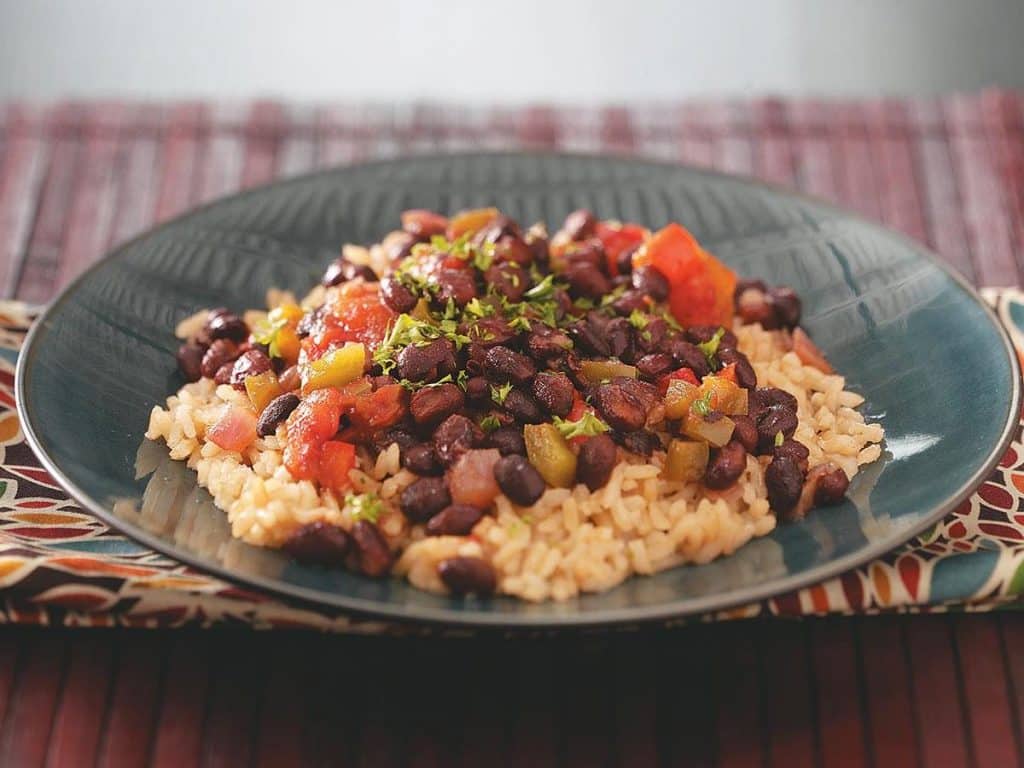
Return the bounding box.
[523,423,577,488]
[664,440,709,482]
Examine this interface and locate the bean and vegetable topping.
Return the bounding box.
[175,208,849,583]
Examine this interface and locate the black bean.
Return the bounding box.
[410,383,465,428]
[705,440,747,490]
[395,338,456,382]
[351,520,393,577]
[200,339,239,379]
[205,312,248,343]
[577,434,618,491]
[769,287,801,329]
[435,269,478,307]
[765,455,806,518]
[684,325,738,348]
[526,326,574,360]
[605,317,636,362]
[615,245,638,276]
[295,306,324,339]
[631,266,670,301]
[635,353,674,381]
[176,343,205,382]
[812,464,850,505]
[772,438,809,472]
[464,343,489,376]
[486,425,526,456]
[749,387,798,421]
[568,319,611,357]
[494,235,533,267]
[483,346,536,386]
[593,382,647,432]
[666,338,711,379]
[716,347,757,389]
[433,414,483,467]
[756,405,799,453]
[473,215,520,245]
[282,521,351,565]
[735,285,777,328]
[438,556,497,595]
[612,429,662,457]
[229,349,273,389]
[257,393,301,437]
[322,257,378,286]
[402,442,444,476]
[493,455,545,506]
[503,388,546,424]
[464,376,491,405]
[400,476,451,522]
[525,227,550,265]
[562,209,597,241]
[564,240,606,271]
[734,278,768,302]
[402,210,447,238]
[426,505,485,537]
[463,316,516,348]
[565,262,611,300]
[611,289,648,317]
[214,363,235,385]
[485,262,528,302]
[635,317,668,354]
[531,372,575,417]
[730,415,759,453]
[374,427,418,454]
[380,274,418,313]
[614,377,660,412]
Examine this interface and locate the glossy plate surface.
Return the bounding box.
[17,154,1021,627]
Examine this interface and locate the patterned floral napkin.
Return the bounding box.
[2,294,1023,631]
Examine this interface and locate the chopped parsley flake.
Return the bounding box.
[774,431,785,447]
[628,309,649,330]
[524,273,556,301]
[479,414,502,433]
[346,492,382,523]
[691,389,714,417]
[251,315,288,358]
[372,313,470,375]
[552,411,610,440]
[491,381,514,405]
[697,327,726,364]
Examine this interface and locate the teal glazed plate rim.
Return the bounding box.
[16,153,1023,628]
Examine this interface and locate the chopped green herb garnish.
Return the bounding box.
[372,313,470,375]
[509,315,532,332]
[774,431,785,447]
[456,369,469,388]
[552,412,610,440]
[697,327,726,364]
[491,381,514,405]
[251,315,288,358]
[398,374,454,391]
[691,389,714,417]
[524,273,556,300]
[346,492,382,523]
[479,414,502,433]
[628,309,649,330]
[464,297,495,318]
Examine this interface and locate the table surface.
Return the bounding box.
[2,93,1024,767]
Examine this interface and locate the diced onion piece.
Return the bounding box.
[701,376,746,415]
[681,413,735,447]
[663,440,709,482]
[301,343,367,394]
[207,406,257,452]
[580,360,638,384]
[664,379,701,419]
[523,423,577,488]
[446,207,499,240]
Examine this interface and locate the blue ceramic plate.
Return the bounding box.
[16,154,1021,627]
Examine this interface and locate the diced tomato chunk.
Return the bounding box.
[596,221,647,276]
[284,388,345,481]
[207,406,257,453]
[318,440,357,492]
[658,367,699,395]
[638,223,736,328]
[305,282,395,361]
[351,384,408,432]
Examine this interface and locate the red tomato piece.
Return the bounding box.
[717,363,738,384]
[351,384,408,432]
[318,440,357,492]
[284,388,345,480]
[307,282,395,360]
[595,221,647,276]
[207,406,257,453]
[638,223,736,329]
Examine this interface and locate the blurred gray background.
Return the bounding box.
[1,0,1023,102]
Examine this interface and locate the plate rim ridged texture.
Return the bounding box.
[15,152,1023,628]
